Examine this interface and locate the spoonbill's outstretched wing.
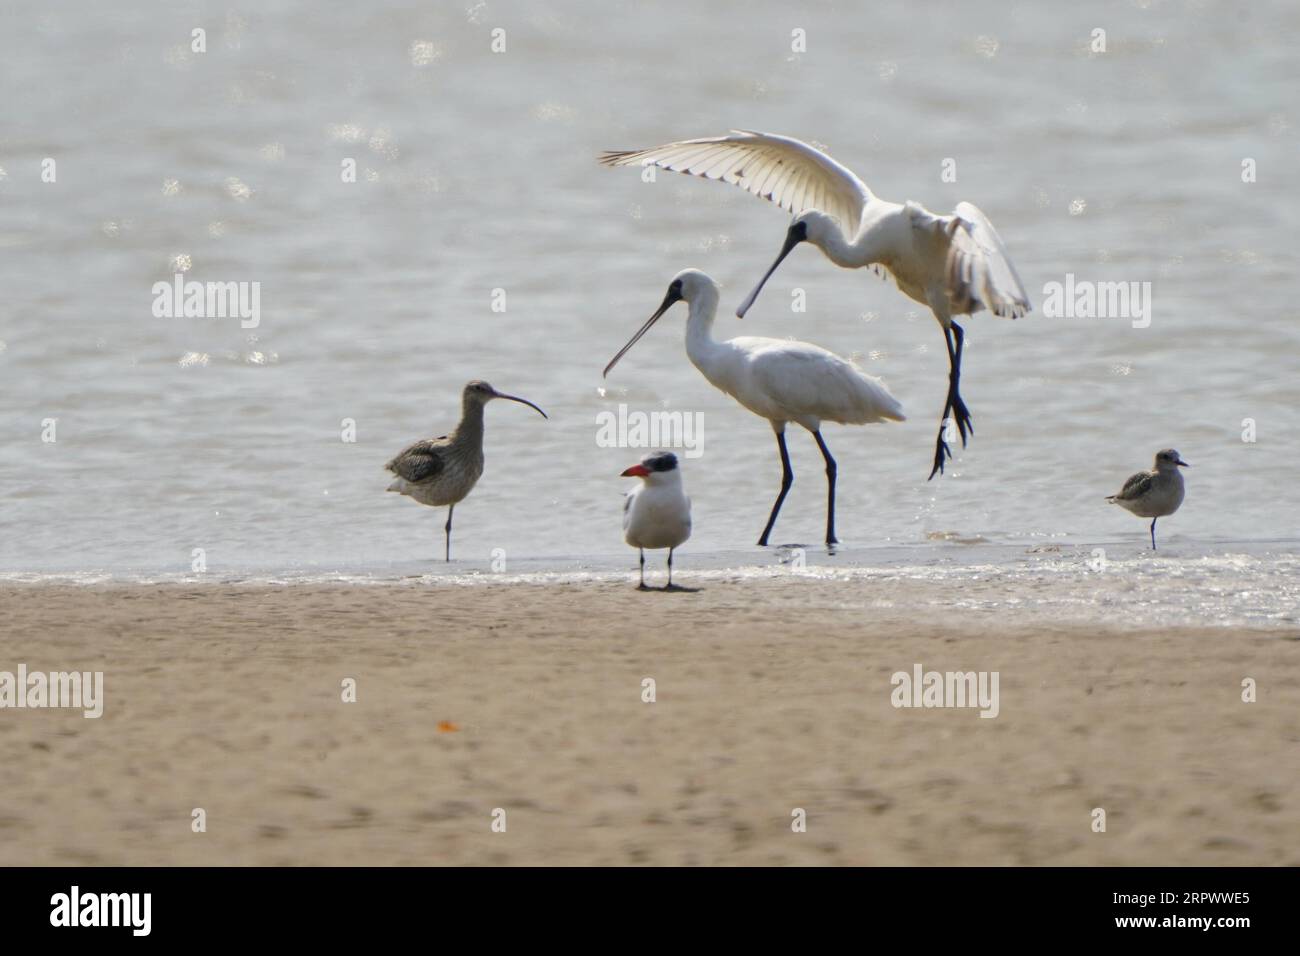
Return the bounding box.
[945,201,1032,318]
[600,130,874,240]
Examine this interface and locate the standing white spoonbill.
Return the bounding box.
[1106,448,1189,550]
[604,269,904,547]
[600,130,1030,480]
[621,451,692,590]
[386,380,547,561]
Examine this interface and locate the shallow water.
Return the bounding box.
[2,540,1294,631]
[0,1,1297,576]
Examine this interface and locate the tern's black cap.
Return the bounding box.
[642,452,679,472]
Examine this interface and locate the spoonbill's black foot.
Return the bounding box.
[950,394,974,446]
[929,434,954,480]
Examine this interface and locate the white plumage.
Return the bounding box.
[709,336,903,432]
[605,269,903,547]
[621,452,692,589]
[601,130,872,240]
[601,130,1030,479]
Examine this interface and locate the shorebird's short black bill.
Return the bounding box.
[603,282,684,377]
[737,220,807,318]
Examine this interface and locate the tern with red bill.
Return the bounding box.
[601,130,1030,480]
[621,452,692,590]
[1106,448,1189,550]
[605,269,903,548]
[386,380,547,561]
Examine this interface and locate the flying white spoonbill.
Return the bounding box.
[621,451,693,590]
[386,380,548,561]
[600,130,1030,480]
[604,269,903,548]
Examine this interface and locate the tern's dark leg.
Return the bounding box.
[813,430,839,546]
[637,548,647,589]
[758,430,794,546]
[444,505,454,562]
[1150,518,1157,551]
[929,322,972,481]
[666,547,674,588]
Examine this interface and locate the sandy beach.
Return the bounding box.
[1,575,1294,866]
[3,0,1299,893]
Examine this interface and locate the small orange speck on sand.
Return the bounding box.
[436,721,460,733]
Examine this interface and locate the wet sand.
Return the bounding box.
[0,578,1294,866]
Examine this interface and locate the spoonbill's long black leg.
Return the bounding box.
[930,323,973,480]
[758,431,794,547]
[813,430,839,546]
[948,323,972,445]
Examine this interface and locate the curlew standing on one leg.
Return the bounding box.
[1106,448,1189,550]
[386,380,547,561]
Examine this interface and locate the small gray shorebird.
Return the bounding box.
[386,380,547,561]
[1106,448,1189,550]
[621,452,692,590]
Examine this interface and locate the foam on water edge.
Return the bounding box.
[1,540,1295,630]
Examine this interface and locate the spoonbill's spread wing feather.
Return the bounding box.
[946,201,1032,318]
[600,130,874,240]
[386,440,447,484]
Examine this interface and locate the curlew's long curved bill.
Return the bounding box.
[603,287,682,378]
[736,224,805,318]
[495,392,548,418]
